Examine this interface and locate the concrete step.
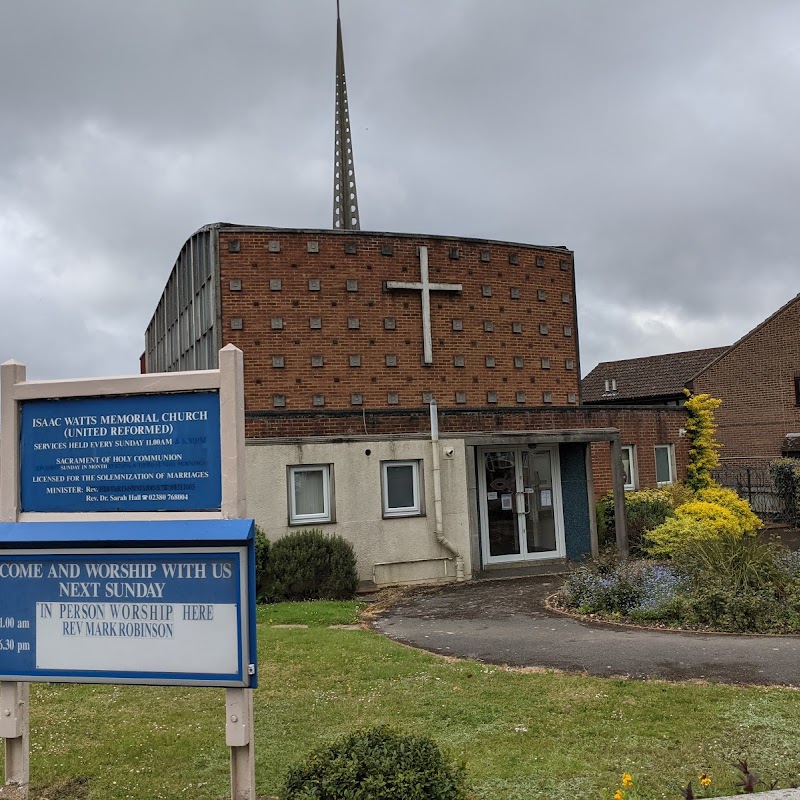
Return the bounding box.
[477,560,568,580]
[355,580,381,602]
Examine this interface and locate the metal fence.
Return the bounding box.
[711,463,783,520]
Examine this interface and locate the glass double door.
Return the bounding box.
[478,446,564,564]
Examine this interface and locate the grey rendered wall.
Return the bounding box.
[246,437,472,585]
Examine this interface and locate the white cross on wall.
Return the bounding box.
[385,246,462,364]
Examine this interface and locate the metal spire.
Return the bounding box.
[333,0,361,230]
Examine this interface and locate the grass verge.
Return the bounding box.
[5,600,800,799]
[256,600,364,627]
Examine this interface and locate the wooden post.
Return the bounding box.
[609,436,628,558]
[0,360,25,523]
[219,345,246,521]
[1,360,29,797]
[226,688,255,800]
[218,346,255,800]
[1,682,29,796]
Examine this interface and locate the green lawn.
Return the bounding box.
[9,601,800,799]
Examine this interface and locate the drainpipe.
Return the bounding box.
[429,399,465,580]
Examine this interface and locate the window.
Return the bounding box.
[654,445,675,486]
[288,465,333,525]
[621,445,637,491]
[795,376,800,406]
[382,461,423,517]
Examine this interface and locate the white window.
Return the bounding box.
[288,465,333,524]
[654,445,675,486]
[621,445,637,491]
[381,460,422,517]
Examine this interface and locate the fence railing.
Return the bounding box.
[711,463,782,520]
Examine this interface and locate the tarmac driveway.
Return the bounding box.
[371,575,800,686]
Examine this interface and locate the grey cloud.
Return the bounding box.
[0,0,798,379]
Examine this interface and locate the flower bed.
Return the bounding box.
[569,482,800,633]
[557,539,800,634]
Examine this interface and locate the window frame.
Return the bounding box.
[381,460,424,518]
[654,444,676,487]
[620,445,638,491]
[287,464,334,525]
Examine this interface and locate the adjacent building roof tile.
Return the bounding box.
[582,346,729,404]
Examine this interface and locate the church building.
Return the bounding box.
[141,9,687,586]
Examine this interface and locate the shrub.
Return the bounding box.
[677,534,786,594]
[254,525,271,602]
[683,392,722,491]
[597,489,677,555]
[560,560,686,618]
[281,725,469,800]
[658,482,695,508]
[695,486,762,534]
[261,528,359,603]
[770,457,800,526]
[645,501,742,558]
[595,493,614,549]
[664,536,800,632]
[682,584,789,632]
[678,537,800,632]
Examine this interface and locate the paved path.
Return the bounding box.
[371,576,800,686]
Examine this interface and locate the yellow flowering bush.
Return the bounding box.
[684,391,722,490]
[645,501,742,558]
[695,486,762,534]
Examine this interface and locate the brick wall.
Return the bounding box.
[587,407,688,496]
[217,229,580,413]
[692,295,800,461]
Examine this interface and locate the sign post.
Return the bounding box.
[0,345,256,800]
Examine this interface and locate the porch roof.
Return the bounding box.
[461,428,621,446]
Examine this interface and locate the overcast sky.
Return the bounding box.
[1,1,798,381]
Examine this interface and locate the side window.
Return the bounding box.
[621,445,637,491]
[654,445,675,486]
[288,464,333,524]
[381,460,423,517]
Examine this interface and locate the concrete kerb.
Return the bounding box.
[714,793,800,799]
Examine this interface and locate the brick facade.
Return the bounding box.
[587,407,688,496]
[216,229,581,414]
[691,294,800,462]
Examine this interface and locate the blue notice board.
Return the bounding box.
[20,392,221,513]
[0,520,256,687]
